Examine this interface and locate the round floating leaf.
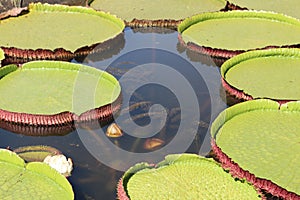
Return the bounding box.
[0,60,122,126]
[228,0,300,20]
[221,48,300,102]
[91,0,227,27]
[0,148,74,199]
[0,3,125,62]
[118,154,260,200]
[178,10,300,58]
[211,99,300,199]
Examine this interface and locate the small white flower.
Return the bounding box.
[43,154,73,177]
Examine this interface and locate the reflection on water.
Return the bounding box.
[0,27,227,199]
[0,120,74,136]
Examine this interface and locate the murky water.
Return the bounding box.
[0,27,228,199]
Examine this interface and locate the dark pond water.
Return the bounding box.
[0,27,228,199]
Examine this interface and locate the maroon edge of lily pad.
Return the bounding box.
[117,163,156,200]
[221,78,293,105]
[126,19,181,29]
[125,2,231,29]
[178,33,300,61]
[117,178,130,200]
[0,120,74,136]
[2,33,125,65]
[211,140,300,200]
[225,2,248,11]
[0,94,122,127]
[178,34,245,59]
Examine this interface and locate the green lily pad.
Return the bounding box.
[118,154,261,200]
[0,3,125,62]
[178,10,300,58]
[0,148,74,199]
[0,60,121,125]
[211,99,300,198]
[90,0,227,27]
[221,48,300,101]
[228,0,300,20]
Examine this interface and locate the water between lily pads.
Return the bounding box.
[0,27,228,199]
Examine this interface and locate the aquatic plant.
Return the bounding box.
[0,3,125,63]
[91,0,227,28]
[211,99,300,199]
[178,10,300,60]
[0,61,122,126]
[0,148,74,199]
[118,154,261,199]
[227,0,300,20]
[221,48,300,103]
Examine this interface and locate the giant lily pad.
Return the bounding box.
[0,148,74,199]
[118,154,261,199]
[0,3,125,63]
[0,61,122,126]
[211,99,300,199]
[221,48,300,103]
[228,0,300,20]
[178,10,300,59]
[90,0,227,28]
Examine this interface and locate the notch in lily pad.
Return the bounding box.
[118,154,261,199]
[211,99,300,199]
[0,3,125,64]
[178,10,300,60]
[221,48,300,103]
[0,60,122,126]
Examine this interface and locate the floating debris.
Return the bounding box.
[143,138,165,150]
[106,123,123,138]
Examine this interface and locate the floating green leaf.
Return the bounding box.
[0,148,74,199]
[221,48,300,100]
[0,60,121,125]
[0,3,125,55]
[178,10,300,51]
[228,0,300,20]
[211,99,300,196]
[119,154,260,199]
[91,0,226,25]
